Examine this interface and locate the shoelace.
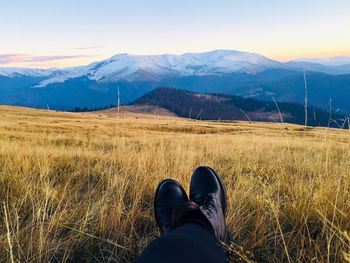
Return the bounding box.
[202,194,214,209]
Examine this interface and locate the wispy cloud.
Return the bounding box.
[0,54,28,65]
[0,54,96,65]
[28,55,96,62]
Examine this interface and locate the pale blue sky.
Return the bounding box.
[1,0,349,68]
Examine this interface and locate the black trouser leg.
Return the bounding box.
[136,223,227,263]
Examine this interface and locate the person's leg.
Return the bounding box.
[136,223,227,263]
[136,167,232,263]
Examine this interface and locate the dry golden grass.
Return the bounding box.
[0,105,349,262]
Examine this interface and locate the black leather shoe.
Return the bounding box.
[154,179,188,236]
[190,166,231,243]
[190,166,227,215]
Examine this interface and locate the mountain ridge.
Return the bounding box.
[31,49,280,87]
[1,49,350,113]
[2,50,350,81]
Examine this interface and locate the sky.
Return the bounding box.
[1,0,350,68]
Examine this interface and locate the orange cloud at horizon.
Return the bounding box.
[270,49,350,61]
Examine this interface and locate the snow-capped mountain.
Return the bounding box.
[0,67,60,78]
[33,50,281,87]
[3,50,350,88]
[1,49,350,114]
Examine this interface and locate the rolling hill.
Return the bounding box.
[132,87,348,128]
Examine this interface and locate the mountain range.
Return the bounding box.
[0,50,350,114]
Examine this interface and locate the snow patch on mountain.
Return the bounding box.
[0,67,58,78]
[34,50,282,87]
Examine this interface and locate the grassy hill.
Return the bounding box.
[133,87,349,128]
[0,106,349,262]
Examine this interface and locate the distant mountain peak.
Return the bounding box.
[3,50,350,86]
[30,49,281,87]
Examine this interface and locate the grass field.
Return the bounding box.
[0,105,349,263]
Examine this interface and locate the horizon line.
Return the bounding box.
[1,49,350,70]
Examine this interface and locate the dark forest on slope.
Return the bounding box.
[133,87,349,128]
